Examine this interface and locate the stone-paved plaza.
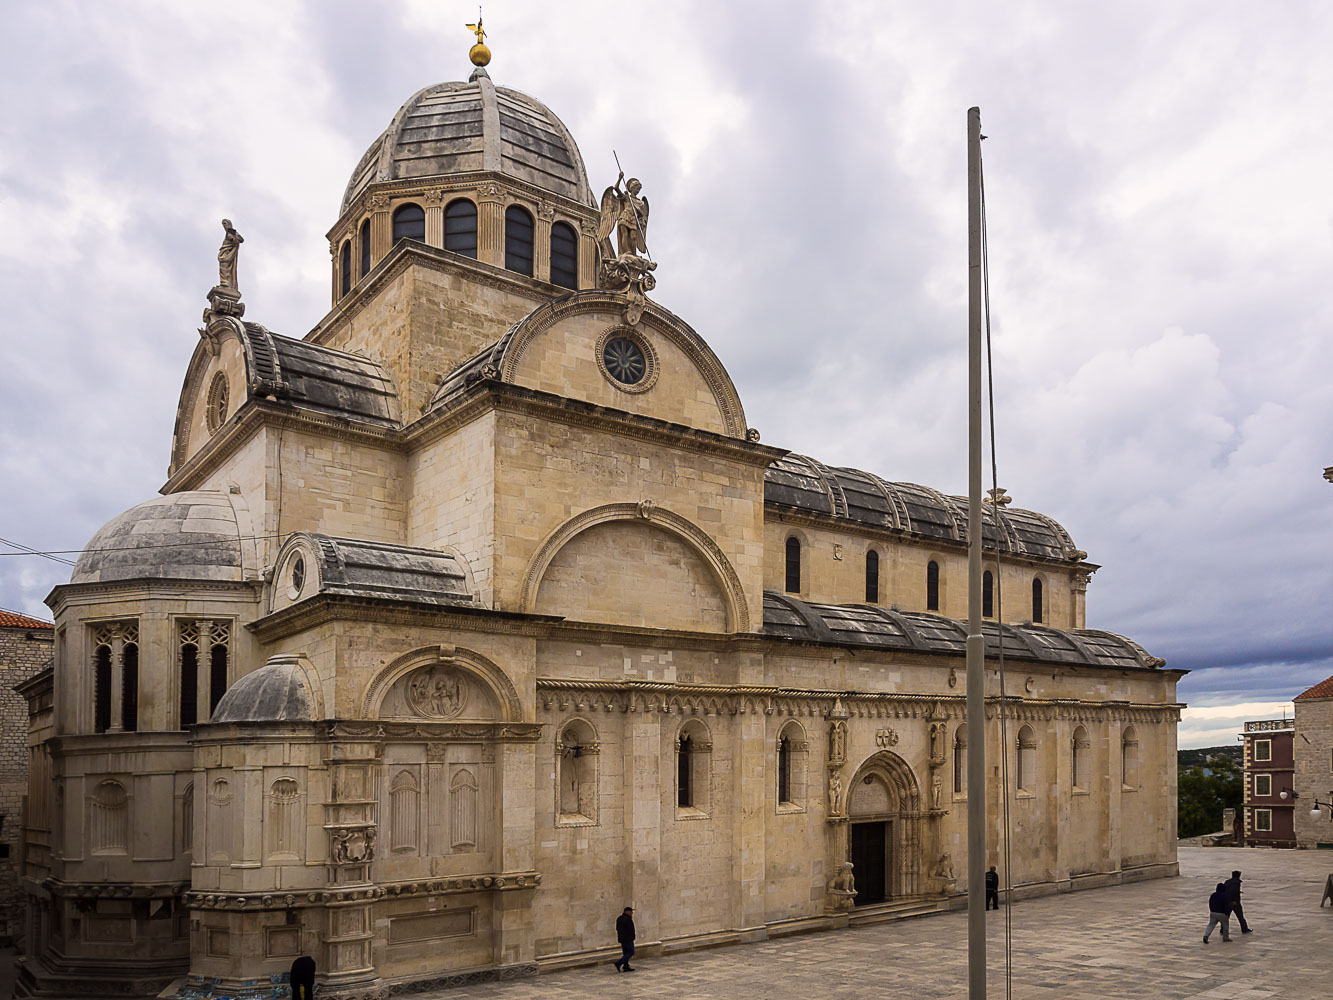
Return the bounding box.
[436,848,1331,1000]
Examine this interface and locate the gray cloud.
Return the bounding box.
[2,1,1330,721]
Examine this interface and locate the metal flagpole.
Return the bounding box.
[965,105,987,1000]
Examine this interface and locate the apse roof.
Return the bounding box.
[341,76,593,213]
[765,454,1086,563]
[302,535,472,606]
[241,324,398,428]
[762,592,1165,670]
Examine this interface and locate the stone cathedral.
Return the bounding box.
[17,36,1182,1000]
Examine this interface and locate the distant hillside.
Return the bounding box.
[1178,745,1243,769]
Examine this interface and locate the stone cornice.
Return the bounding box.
[187,871,543,912]
[766,504,1103,574]
[326,721,542,742]
[535,677,1183,723]
[306,241,554,348]
[45,878,189,900]
[46,579,261,616]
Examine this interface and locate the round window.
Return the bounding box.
[602,337,647,385]
[206,372,230,433]
[290,556,305,596]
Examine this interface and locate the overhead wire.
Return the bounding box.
[0,533,288,562]
[979,141,1016,1000]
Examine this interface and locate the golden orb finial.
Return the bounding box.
[466,11,490,67]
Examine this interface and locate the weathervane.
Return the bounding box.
[466,8,490,68]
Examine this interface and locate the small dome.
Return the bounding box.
[71,491,250,585]
[341,76,593,213]
[211,655,315,724]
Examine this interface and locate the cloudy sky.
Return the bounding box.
[2,1,1329,747]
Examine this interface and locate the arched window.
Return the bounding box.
[1121,726,1139,790]
[1072,725,1091,790]
[179,639,198,728]
[983,570,994,618]
[392,203,425,244]
[444,198,478,258]
[926,561,940,611]
[953,725,967,795]
[121,638,138,732]
[390,770,420,852]
[678,735,694,808]
[359,218,371,277]
[549,221,578,289]
[450,769,478,850]
[339,239,352,295]
[504,205,535,275]
[785,537,801,594]
[677,720,713,814]
[775,721,807,809]
[1032,577,1044,624]
[181,783,194,857]
[865,550,880,603]
[1017,725,1036,792]
[209,643,229,717]
[93,643,112,734]
[558,719,599,823]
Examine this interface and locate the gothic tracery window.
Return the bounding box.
[179,619,231,727]
[93,641,112,734]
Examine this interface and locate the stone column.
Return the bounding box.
[579,220,598,290]
[492,738,537,969]
[107,626,124,733]
[534,202,554,284]
[368,193,392,264]
[195,621,213,728]
[320,736,381,996]
[624,711,662,938]
[1072,571,1090,629]
[424,191,444,248]
[731,708,767,936]
[477,183,505,268]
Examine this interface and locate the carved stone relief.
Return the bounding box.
[406,666,468,720]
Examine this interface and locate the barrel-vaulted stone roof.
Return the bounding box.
[239,323,399,428]
[341,76,593,213]
[765,454,1086,563]
[294,534,473,607]
[762,592,1165,670]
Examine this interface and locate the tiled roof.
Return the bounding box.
[1295,674,1333,700]
[0,608,54,629]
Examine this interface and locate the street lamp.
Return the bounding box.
[1310,792,1333,821]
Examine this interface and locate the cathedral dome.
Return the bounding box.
[211,655,316,724]
[71,491,254,585]
[340,75,594,214]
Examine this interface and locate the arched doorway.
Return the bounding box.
[846,751,924,903]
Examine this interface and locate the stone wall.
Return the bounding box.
[0,621,53,943]
[1294,698,1333,847]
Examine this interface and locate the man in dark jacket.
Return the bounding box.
[1224,870,1252,933]
[614,906,636,972]
[1203,882,1232,942]
[985,865,1000,910]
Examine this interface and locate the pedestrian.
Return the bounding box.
[985,865,1000,910]
[613,905,637,972]
[289,955,316,1000]
[1203,882,1232,943]
[1224,870,1252,934]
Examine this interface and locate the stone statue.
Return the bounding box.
[931,772,943,809]
[217,219,244,291]
[597,171,649,259]
[930,852,956,884]
[929,722,946,762]
[828,770,845,817]
[826,861,858,912]
[828,719,847,767]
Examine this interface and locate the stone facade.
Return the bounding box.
[18,60,1183,1000]
[1292,676,1333,848]
[0,611,54,945]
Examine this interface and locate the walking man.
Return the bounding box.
[614,906,637,972]
[985,865,1000,910]
[1224,870,1252,933]
[1203,882,1232,942]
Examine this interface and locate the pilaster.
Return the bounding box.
[624,716,662,933]
[477,184,505,268]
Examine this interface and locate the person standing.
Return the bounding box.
[614,906,637,972]
[289,955,316,1000]
[1203,882,1232,942]
[1224,870,1252,933]
[985,865,1000,911]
